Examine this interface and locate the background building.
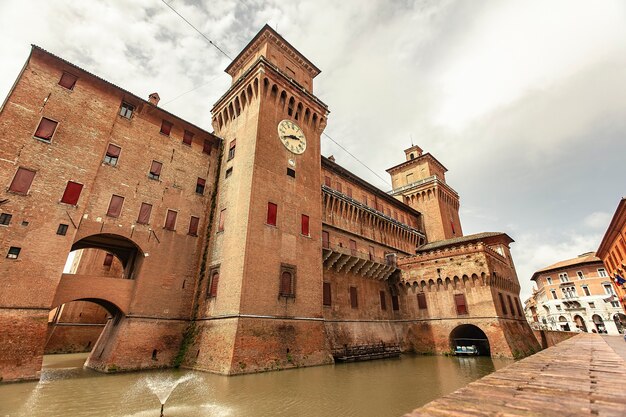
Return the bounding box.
[525,252,625,334]
[597,197,626,312]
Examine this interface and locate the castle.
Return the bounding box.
[0,25,538,382]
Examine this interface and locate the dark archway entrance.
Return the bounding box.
[574,315,587,332]
[449,324,490,356]
[614,313,626,334]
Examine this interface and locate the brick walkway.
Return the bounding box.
[404,334,626,416]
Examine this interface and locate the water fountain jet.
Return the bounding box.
[143,373,195,417]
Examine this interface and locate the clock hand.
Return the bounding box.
[285,135,299,140]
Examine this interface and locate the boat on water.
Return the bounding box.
[454,345,480,356]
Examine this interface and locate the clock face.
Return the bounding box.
[278,120,306,154]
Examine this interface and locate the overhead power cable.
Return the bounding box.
[322,132,392,188]
[161,74,226,105]
[160,0,232,60]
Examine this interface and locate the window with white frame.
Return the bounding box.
[598,268,608,278]
[558,273,569,283]
[546,277,553,285]
[576,271,585,280]
[603,283,615,296]
[582,285,591,296]
[550,289,557,300]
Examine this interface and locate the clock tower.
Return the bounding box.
[190,25,331,374]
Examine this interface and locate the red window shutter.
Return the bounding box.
[137,203,152,224]
[103,253,114,266]
[380,291,387,310]
[150,161,162,176]
[336,182,342,193]
[324,176,331,187]
[183,130,194,145]
[267,202,277,226]
[218,209,226,231]
[9,168,36,194]
[60,181,83,205]
[417,293,427,310]
[160,120,173,135]
[350,287,358,308]
[301,214,309,236]
[107,195,124,217]
[209,272,219,297]
[188,216,199,236]
[322,231,330,249]
[323,282,331,306]
[165,210,177,230]
[106,144,121,157]
[392,295,399,311]
[280,271,293,295]
[203,139,212,154]
[34,118,58,141]
[455,294,468,315]
[230,139,236,149]
[347,187,352,198]
[59,72,77,89]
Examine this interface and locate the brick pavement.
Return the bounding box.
[404,334,626,416]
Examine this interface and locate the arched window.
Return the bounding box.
[279,267,295,297]
[208,269,219,298]
[287,97,295,116]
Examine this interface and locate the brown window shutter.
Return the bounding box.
[137,203,152,224]
[165,210,177,230]
[454,293,468,315]
[107,195,124,218]
[59,72,77,89]
[183,130,194,145]
[379,291,387,310]
[103,253,114,266]
[209,272,219,297]
[322,231,330,249]
[323,282,332,306]
[336,182,342,193]
[60,181,83,205]
[160,120,173,135]
[281,271,293,296]
[9,168,36,194]
[106,144,121,157]
[203,138,212,154]
[34,118,58,141]
[350,286,358,308]
[188,216,199,236]
[150,161,162,176]
[347,187,352,198]
[417,292,427,310]
[324,176,331,187]
[391,295,399,311]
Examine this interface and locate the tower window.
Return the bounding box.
[350,286,358,308]
[119,102,134,119]
[164,210,177,231]
[103,253,114,267]
[137,203,152,225]
[218,209,226,232]
[410,153,414,160]
[6,246,21,259]
[188,216,199,236]
[0,213,12,226]
[60,181,83,206]
[203,138,212,154]
[104,144,121,166]
[107,195,124,218]
[417,292,427,310]
[287,168,296,178]
[336,182,342,193]
[322,231,330,249]
[454,293,468,315]
[323,282,331,306]
[225,167,233,178]
[267,202,278,226]
[287,97,295,116]
[301,214,310,236]
[59,72,77,90]
[196,178,206,195]
[208,269,219,298]
[183,130,194,146]
[160,120,173,136]
[379,291,387,310]
[34,117,58,142]
[347,187,352,198]
[499,293,507,315]
[56,224,69,236]
[279,266,296,297]
[324,176,331,187]
[391,295,400,311]
[227,139,236,160]
[148,161,162,180]
[9,168,35,195]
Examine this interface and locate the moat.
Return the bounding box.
[0,353,511,417]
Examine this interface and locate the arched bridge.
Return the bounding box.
[52,274,135,315]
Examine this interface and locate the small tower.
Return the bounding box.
[386,146,462,242]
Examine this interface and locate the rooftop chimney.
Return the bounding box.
[328,155,335,162]
[148,92,160,106]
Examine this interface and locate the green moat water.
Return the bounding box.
[0,353,511,417]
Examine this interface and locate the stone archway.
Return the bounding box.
[613,313,626,334]
[574,315,587,332]
[449,324,491,356]
[592,314,606,334]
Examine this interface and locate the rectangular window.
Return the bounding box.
[364,195,368,206]
[349,239,357,255]
[60,181,83,206]
[196,178,206,195]
[589,302,595,308]
[160,120,173,136]
[323,282,332,306]
[164,209,177,230]
[301,214,310,236]
[287,168,296,178]
[604,284,615,296]
[347,187,352,198]
[582,286,590,296]
[56,223,68,236]
[225,167,233,178]
[380,291,387,310]
[391,295,400,311]
[107,195,124,218]
[546,277,553,285]
[598,268,608,278]
[188,216,199,236]
[203,138,212,154]
[336,182,342,193]
[218,209,226,232]
[324,176,331,187]
[551,289,557,299]
[417,292,427,310]
[9,168,36,194]
[0,213,12,226]
[514,298,523,317]
[279,266,295,297]
[183,130,194,146]
[350,286,358,309]
[34,117,58,141]
[267,202,278,226]
[577,271,585,280]
[454,293,468,315]
[137,203,152,225]
[6,246,21,259]
[59,72,77,90]
[227,139,236,160]
[208,269,219,298]
[499,293,507,315]
[148,161,162,180]
[119,102,134,119]
[322,231,330,249]
[104,144,121,166]
[507,295,515,317]
[103,253,114,266]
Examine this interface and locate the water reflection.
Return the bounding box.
[0,353,511,417]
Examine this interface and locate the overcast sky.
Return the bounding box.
[1,0,625,300]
